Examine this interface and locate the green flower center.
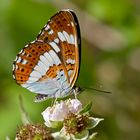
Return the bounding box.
[64,113,88,135]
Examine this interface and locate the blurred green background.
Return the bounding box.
[0,0,140,139]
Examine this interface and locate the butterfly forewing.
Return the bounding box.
[13,9,81,98]
[37,10,81,87]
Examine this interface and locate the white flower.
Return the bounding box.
[42,99,82,127]
[69,99,82,113]
[50,101,69,121]
[42,99,104,139]
[52,117,103,140]
[42,106,54,127]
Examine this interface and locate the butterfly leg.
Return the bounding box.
[73,89,77,99]
[73,86,82,99]
[51,97,58,106]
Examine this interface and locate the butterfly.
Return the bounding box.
[12,9,81,102]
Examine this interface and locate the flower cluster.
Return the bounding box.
[42,99,82,127]
[16,99,103,140]
[41,99,104,140]
[15,123,53,140]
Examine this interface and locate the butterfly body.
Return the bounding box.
[13,9,81,101]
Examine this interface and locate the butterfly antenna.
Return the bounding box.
[81,87,112,94]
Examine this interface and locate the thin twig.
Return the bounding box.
[19,95,31,125]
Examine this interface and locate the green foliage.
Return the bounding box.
[80,102,92,114]
[0,0,140,139]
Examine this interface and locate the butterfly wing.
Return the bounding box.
[37,9,81,87]
[12,9,81,98]
[13,40,69,96]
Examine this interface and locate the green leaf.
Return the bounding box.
[80,102,92,114]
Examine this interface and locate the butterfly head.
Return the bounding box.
[73,86,83,94]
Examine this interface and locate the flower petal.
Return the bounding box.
[51,101,69,121]
[87,117,104,129]
[89,132,98,140]
[69,99,82,113]
[42,107,52,127]
[44,120,52,127]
